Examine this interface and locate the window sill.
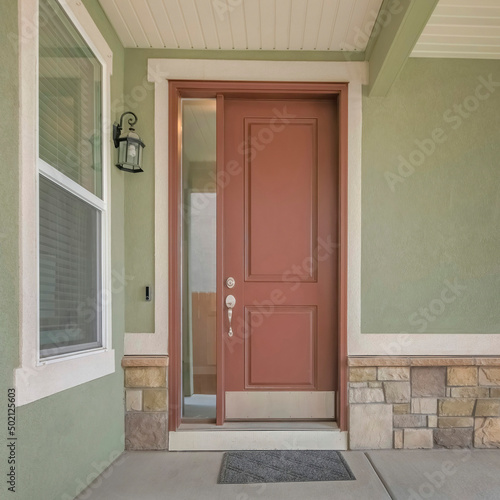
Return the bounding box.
[39,344,105,364]
[15,348,115,406]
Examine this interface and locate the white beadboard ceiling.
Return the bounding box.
[412,0,500,59]
[98,0,383,51]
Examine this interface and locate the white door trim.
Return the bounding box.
[124,58,367,356]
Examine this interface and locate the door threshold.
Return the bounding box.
[169,421,347,451]
[178,420,339,431]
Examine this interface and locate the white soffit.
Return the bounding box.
[98,0,383,51]
[412,0,500,59]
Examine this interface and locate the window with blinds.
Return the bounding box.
[38,0,105,358]
[39,177,101,357]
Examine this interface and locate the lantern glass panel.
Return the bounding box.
[136,142,143,167]
[118,140,128,167]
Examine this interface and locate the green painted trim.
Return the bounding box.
[367,0,439,97]
[125,47,365,62]
[364,0,392,61]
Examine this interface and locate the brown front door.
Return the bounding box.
[221,98,338,420]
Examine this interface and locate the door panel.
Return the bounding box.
[245,118,318,282]
[245,306,317,388]
[222,98,338,420]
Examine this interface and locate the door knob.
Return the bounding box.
[226,294,236,337]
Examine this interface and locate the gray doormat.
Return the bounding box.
[218,450,356,484]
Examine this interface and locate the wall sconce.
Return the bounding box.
[113,111,145,173]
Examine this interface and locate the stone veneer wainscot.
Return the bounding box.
[123,356,169,450]
[349,357,500,450]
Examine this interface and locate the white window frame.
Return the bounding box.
[16,0,115,406]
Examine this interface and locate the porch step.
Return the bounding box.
[169,422,347,451]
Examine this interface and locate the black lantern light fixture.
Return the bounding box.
[113,111,145,173]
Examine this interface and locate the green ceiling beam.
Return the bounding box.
[125,47,365,62]
[367,0,439,97]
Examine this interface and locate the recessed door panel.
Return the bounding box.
[245,306,317,388]
[245,119,318,282]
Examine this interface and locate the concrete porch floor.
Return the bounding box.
[76,449,500,500]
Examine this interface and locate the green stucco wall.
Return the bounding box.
[0,2,126,499]
[122,50,156,333]
[362,58,500,333]
[0,2,21,496]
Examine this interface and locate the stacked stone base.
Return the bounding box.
[349,357,500,450]
[123,356,169,450]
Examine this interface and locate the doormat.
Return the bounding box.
[218,450,355,484]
